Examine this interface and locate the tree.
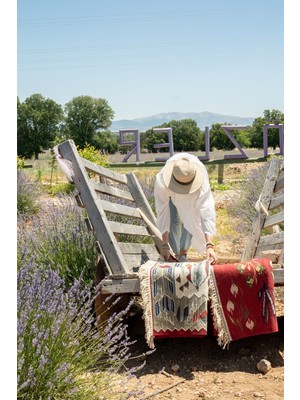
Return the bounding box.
[17,94,63,159]
[63,96,114,148]
[250,109,284,149]
[169,119,201,151]
[92,130,119,154]
[210,123,251,151]
[144,119,201,153]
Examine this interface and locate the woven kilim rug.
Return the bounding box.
[209,258,279,349]
[139,260,210,349]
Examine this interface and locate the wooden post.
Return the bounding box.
[218,164,224,184]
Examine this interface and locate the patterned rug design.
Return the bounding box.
[209,258,279,348]
[139,260,210,348]
[139,258,278,349]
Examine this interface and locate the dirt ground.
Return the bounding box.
[123,314,283,400]
[121,274,284,400]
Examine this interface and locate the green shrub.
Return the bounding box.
[210,181,231,191]
[77,143,109,167]
[17,156,25,170]
[45,182,75,196]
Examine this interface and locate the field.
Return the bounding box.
[20,149,284,400]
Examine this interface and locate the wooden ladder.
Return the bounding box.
[57,139,164,295]
[242,157,284,286]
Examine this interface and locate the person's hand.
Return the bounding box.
[206,247,218,265]
[160,243,171,261]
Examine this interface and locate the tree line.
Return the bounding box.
[17,93,284,159]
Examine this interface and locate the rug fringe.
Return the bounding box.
[209,267,231,349]
[139,261,156,349]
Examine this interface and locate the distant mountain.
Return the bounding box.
[110,111,255,131]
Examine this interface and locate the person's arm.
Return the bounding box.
[154,175,171,260]
[204,233,218,264]
[196,168,218,264]
[160,231,171,260]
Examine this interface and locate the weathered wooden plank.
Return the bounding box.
[258,231,284,246]
[242,158,283,261]
[99,198,142,218]
[100,277,141,294]
[122,254,161,272]
[58,140,129,275]
[273,268,284,286]
[91,180,134,201]
[118,242,158,255]
[278,248,284,264]
[81,157,127,184]
[269,193,284,210]
[256,241,284,254]
[109,221,151,236]
[263,210,284,229]
[274,177,284,192]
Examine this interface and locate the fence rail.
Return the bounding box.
[109,156,270,183]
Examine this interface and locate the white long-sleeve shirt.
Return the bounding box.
[154,153,216,253]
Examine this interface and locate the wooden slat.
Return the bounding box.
[118,243,161,271]
[269,193,284,210]
[278,249,284,264]
[99,198,142,218]
[263,210,284,229]
[118,242,159,255]
[256,241,284,254]
[258,231,284,247]
[100,277,141,294]
[91,180,134,201]
[81,157,127,184]
[273,268,284,286]
[109,221,151,236]
[122,254,160,272]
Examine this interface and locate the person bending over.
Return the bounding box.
[154,153,218,264]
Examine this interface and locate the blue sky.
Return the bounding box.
[17,0,284,121]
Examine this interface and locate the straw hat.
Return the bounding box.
[162,157,204,194]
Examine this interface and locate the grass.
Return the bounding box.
[22,149,269,183]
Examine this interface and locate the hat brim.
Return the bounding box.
[162,160,204,194]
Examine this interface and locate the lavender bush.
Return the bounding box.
[17,194,98,287]
[227,162,269,235]
[17,259,144,399]
[17,170,42,217]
